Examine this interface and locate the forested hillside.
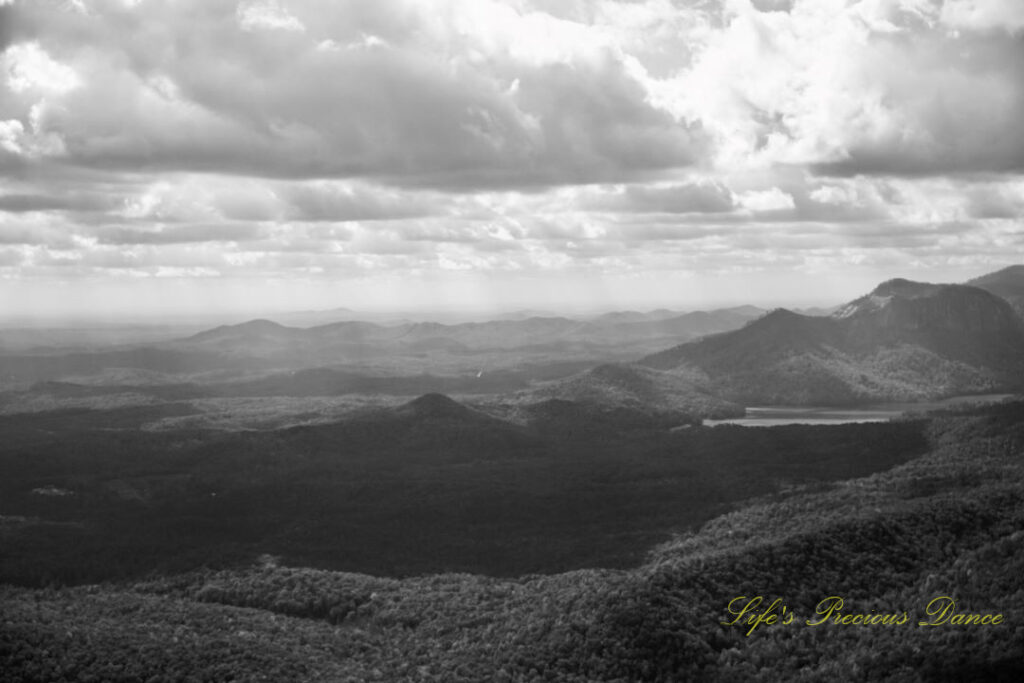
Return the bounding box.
[642,280,1024,405]
[519,362,743,419]
[0,395,928,585]
[3,401,1023,681]
[970,265,1024,317]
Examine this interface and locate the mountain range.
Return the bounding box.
[0,306,767,389]
[969,264,1024,317]
[642,271,1024,405]
[177,307,766,362]
[176,266,1023,410]
[2,266,1023,413]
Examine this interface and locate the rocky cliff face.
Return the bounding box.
[837,281,1024,370]
[840,280,1021,334]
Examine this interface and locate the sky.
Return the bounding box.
[0,0,1022,320]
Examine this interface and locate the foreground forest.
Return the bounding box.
[3,400,1024,681]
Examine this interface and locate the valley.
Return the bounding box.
[3,265,1024,681]
[2,399,1023,682]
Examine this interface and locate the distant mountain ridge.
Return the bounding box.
[968,265,1024,317]
[174,307,765,363]
[642,273,1024,405]
[188,319,297,344]
[7,267,1022,407]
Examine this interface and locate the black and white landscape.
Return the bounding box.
[2,1,1024,681]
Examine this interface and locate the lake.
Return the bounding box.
[704,394,1018,427]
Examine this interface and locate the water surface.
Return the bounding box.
[705,394,1017,427]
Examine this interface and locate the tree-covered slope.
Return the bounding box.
[969,264,1024,318]
[4,401,1024,682]
[521,362,743,420]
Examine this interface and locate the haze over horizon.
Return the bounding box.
[2,0,1023,320]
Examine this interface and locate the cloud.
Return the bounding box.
[964,179,1024,219]
[940,0,1024,34]
[751,0,795,11]
[0,225,73,248]
[283,182,442,222]
[762,173,896,223]
[0,192,113,213]
[0,246,22,266]
[237,0,306,32]
[0,0,705,189]
[95,223,268,245]
[662,0,1024,176]
[5,0,1022,186]
[0,3,19,54]
[738,187,795,212]
[585,181,736,214]
[810,32,1024,176]
[3,41,81,94]
[1,0,1023,316]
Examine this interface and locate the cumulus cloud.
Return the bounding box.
[0,0,1022,315]
[585,181,736,214]
[738,188,795,212]
[0,0,705,189]
[940,0,1024,34]
[660,0,1024,176]
[237,0,306,32]
[3,1,1020,184]
[3,41,80,94]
